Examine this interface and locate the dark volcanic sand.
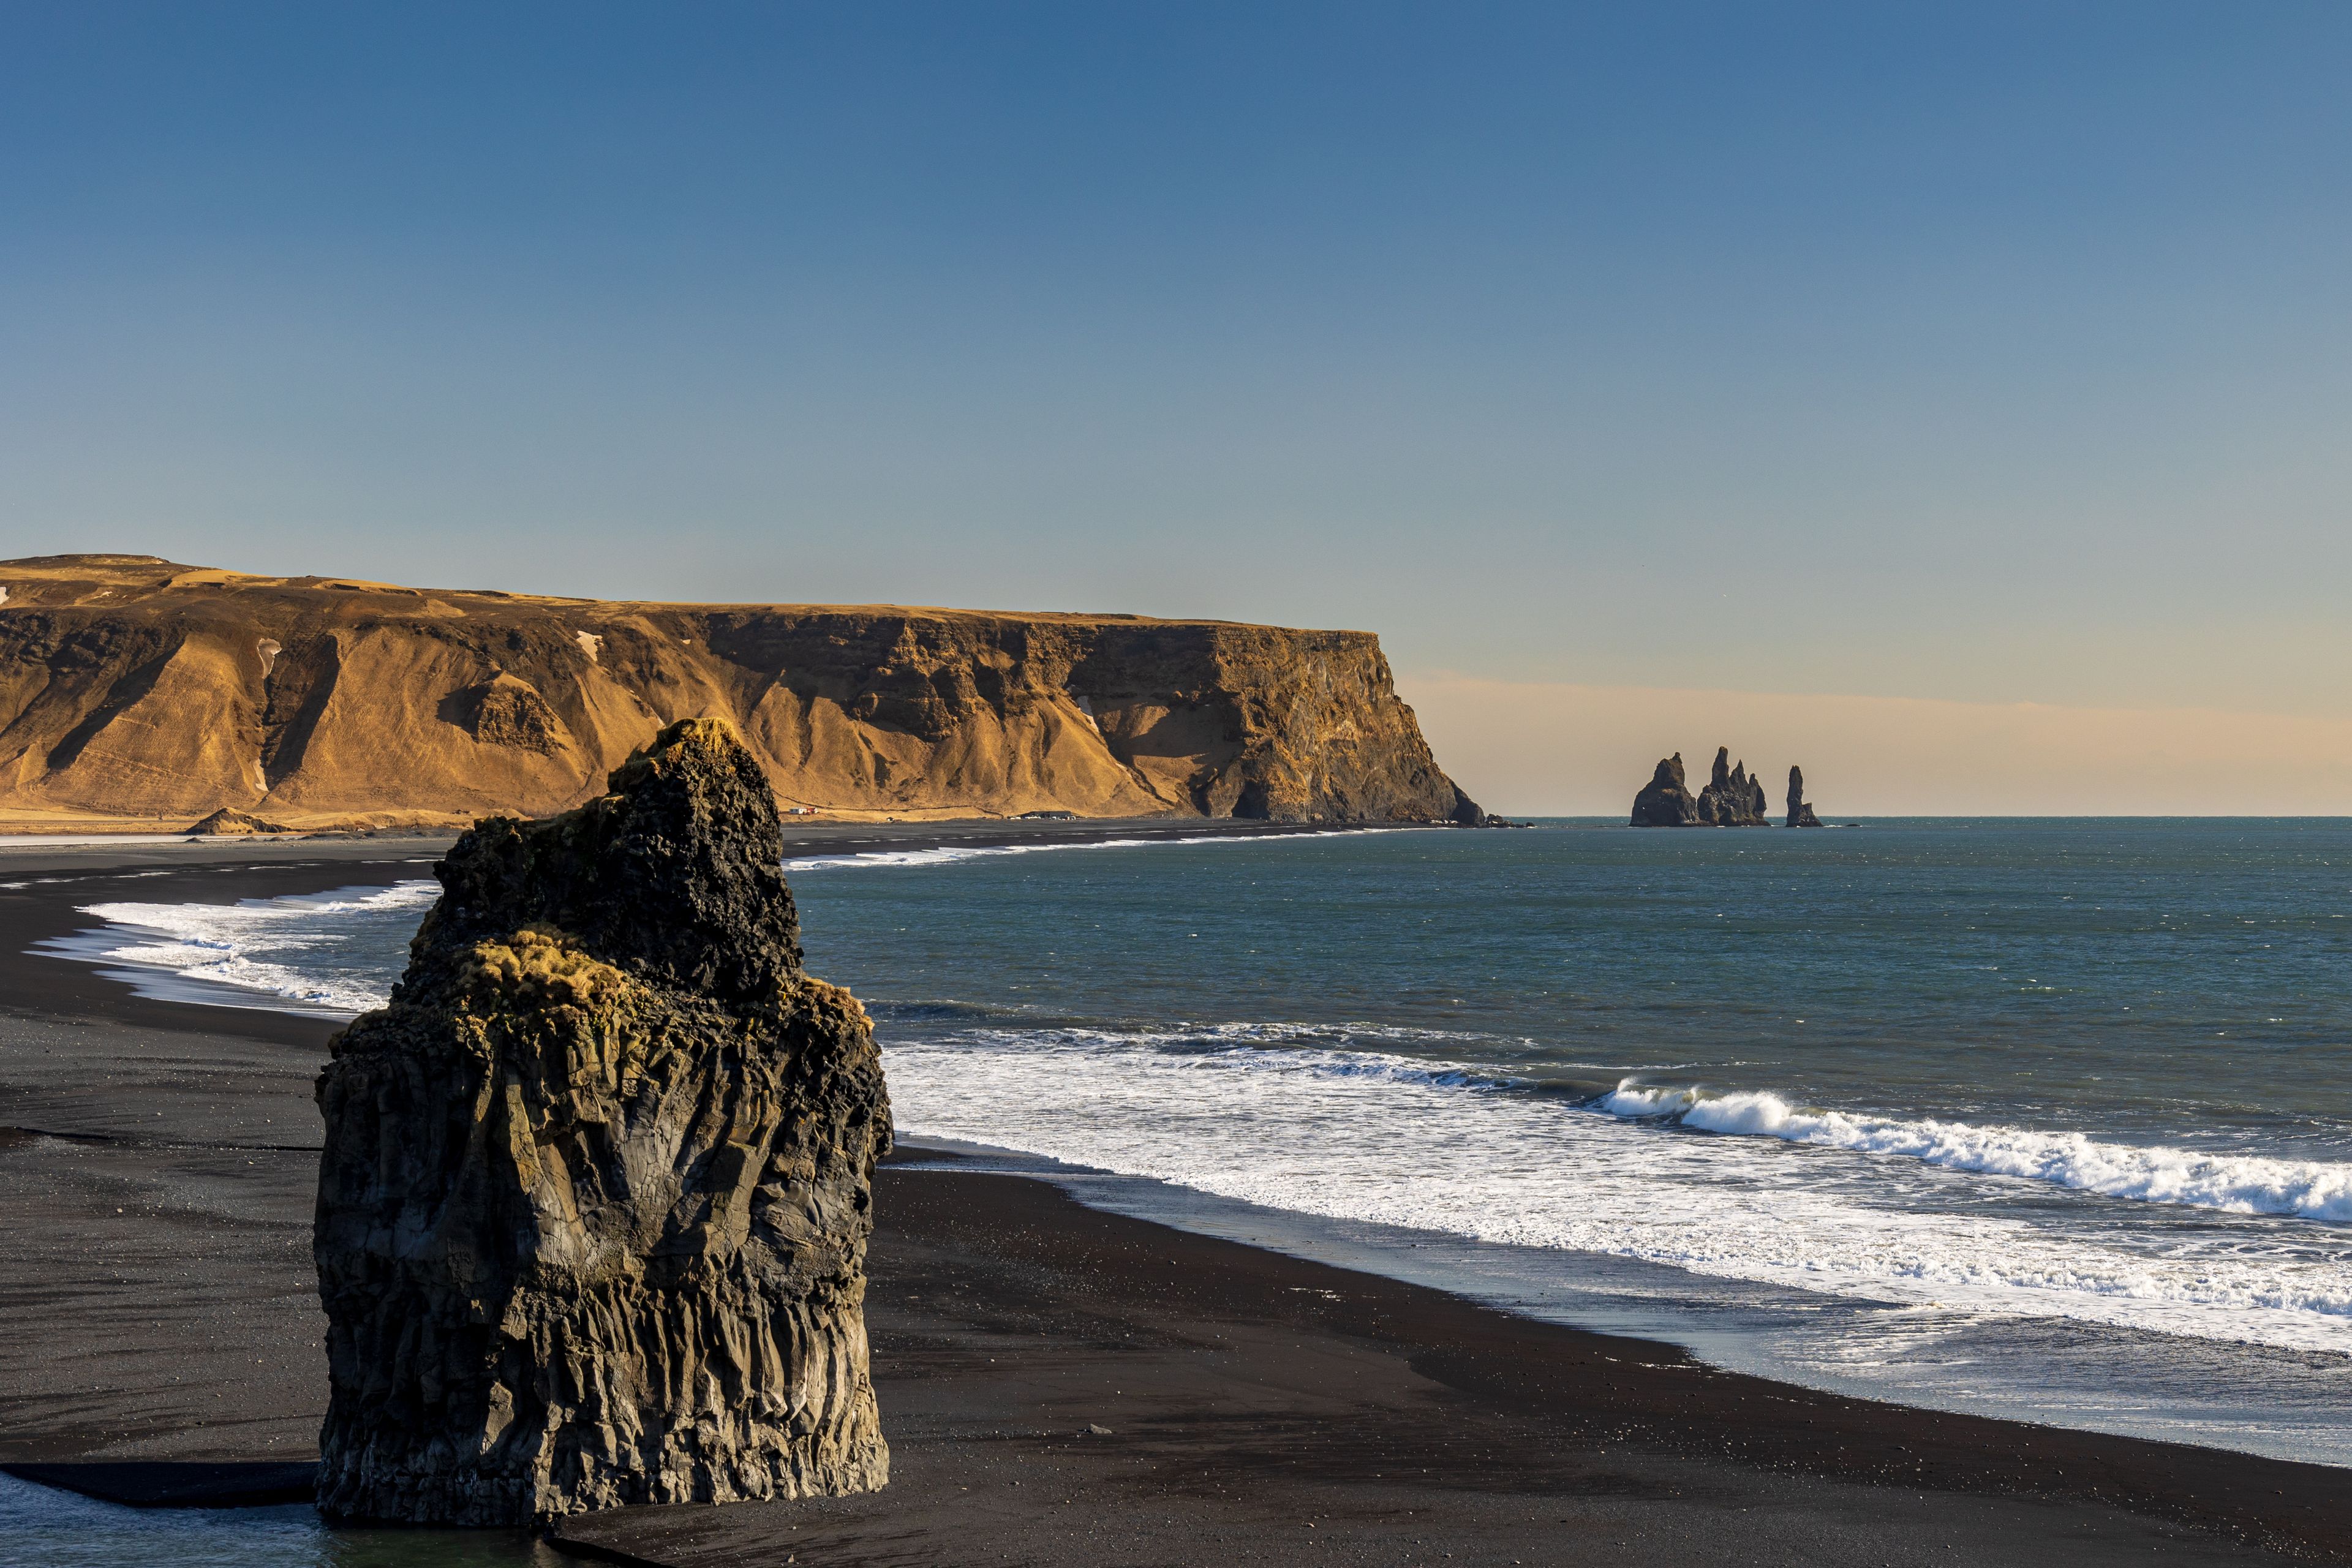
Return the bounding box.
[0,844,2342,1566]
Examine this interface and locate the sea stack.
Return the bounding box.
[1787,765,1823,827]
[1631,747,1777,826]
[1630,753,1702,826]
[312,717,892,1527]
[1695,747,1768,826]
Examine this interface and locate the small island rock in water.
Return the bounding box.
[1695,747,1768,826]
[1786,766,1823,827]
[312,717,892,1527]
[1632,747,1815,827]
[1629,752,1702,825]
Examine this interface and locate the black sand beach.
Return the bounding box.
[0,836,2345,1566]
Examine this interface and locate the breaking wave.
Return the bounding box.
[1598,1080,2352,1224]
[34,865,2352,1362]
[884,1027,2352,1353]
[785,827,1393,872]
[37,881,437,1015]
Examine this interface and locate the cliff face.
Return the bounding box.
[0,556,1481,830]
[314,719,891,1526]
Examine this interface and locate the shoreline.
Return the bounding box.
[569,1152,2351,1566]
[0,818,1408,1032]
[0,849,2341,1562]
[0,812,1455,848]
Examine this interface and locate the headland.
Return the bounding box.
[0,554,1480,833]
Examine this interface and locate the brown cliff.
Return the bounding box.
[314,718,891,1525]
[0,556,1481,831]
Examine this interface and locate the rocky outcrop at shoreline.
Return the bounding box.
[1632,747,1816,827]
[0,554,1480,830]
[312,717,892,1527]
[183,807,292,834]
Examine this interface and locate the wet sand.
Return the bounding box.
[0,844,2343,1565]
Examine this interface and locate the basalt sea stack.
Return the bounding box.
[1630,753,1702,826]
[313,717,891,1527]
[1787,766,1823,827]
[1631,747,1801,826]
[1696,747,1768,826]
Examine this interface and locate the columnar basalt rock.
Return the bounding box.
[1630,753,1702,826]
[312,717,891,1528]
[1787,766,1823,827]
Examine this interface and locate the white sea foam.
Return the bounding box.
[43,881,438,1015]
[1599,1081,2352,1223]
[786,827,1395,872]
[884,1027,2352,1354]
[41,873,2352,1359]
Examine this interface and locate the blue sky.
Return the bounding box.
[4,2,2350,754]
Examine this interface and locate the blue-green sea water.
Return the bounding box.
[0,1469,562,1566]
[46,819,2352,1470]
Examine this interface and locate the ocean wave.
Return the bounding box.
[956,1025,1518,1090]
[785,827,1397,872]
[0,1466,320,1562]
[881,1027,2352,1352]
[42,881,437,1015]
[1599,1080,2352,1224]
[38,874,2352,1357]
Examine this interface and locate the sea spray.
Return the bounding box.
[879,1028,2352,1353]
[1599,1080,2352,1223]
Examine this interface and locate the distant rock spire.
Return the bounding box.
[1630,752,1701,826]
[1695,747,1768,826]
[1632,746,1770,826]
[1787,765,1823,827]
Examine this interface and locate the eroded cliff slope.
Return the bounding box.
[0,555,1481,830]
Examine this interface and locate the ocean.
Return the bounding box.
[40,819,2352,1469]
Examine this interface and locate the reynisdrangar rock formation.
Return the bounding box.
[313,717,891,1526]
[1630,753,1702,826]
[1695,748,1768,826]
[1632,747,1814,826]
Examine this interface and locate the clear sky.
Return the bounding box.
[4,4,2348,810]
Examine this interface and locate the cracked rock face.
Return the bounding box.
[313,717,891,1527]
